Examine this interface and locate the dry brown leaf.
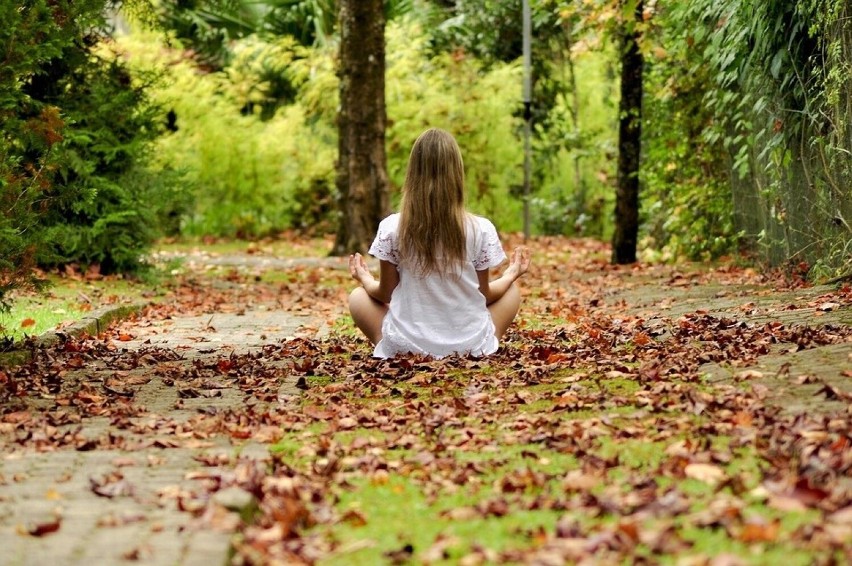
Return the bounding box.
[684,463,727,486]
[735,369,763,380]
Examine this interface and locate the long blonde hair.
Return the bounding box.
[398,128,468,276]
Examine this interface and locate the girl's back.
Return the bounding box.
[369,212,506,358]
[347,127,529,359]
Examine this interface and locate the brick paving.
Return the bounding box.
[1,252,849,565]
[0,306,316,566]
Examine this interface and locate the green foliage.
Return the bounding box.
[652,0,852,274]
[0,1,85,309]
[31,51,175,272]
[796,0,852,278]
[120,30,337,238]
[155,0,262,68]
[128,18,547,235]
[1,0,180,316]
[528,49,617,239]
[155,0,416,65]
[638,1,740,261]
[425,1,622,238]
[1,0,164,310]
[263,0,337,46]
[226,35,306,119]
[426,0,525,65]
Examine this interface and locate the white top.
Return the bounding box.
[368,213,507,359]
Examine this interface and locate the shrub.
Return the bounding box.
[1,1,173,311]
[31,51,175,272]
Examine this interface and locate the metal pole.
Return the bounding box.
[522,0,532,240]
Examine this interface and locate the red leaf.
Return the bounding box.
[737,519,779,543]
[28,518,61,537]
[633,331,651,346]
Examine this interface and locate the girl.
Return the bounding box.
[348,128,530,358]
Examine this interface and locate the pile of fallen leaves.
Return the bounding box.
[2,237,851,564]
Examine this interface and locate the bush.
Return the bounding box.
[31,52,176,272]
[118,31,335,238]
[0,1,172,310]
[640,12,740,261]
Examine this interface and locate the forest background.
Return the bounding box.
[1,0,851,313]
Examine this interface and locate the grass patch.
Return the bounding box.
[155,235,334,258]
[678,523,820,566]
[0,275,158,342]
[451,442,580,478]
[596,435,671,471]
[320,474,563,565]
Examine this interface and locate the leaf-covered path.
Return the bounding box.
[1,238,851,565]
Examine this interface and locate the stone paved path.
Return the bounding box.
[0,304,320,566]
[1,250,849,565]
[604,276,852,414]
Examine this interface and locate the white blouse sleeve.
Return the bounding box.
[473,218,507,271]
[368,216,400,265]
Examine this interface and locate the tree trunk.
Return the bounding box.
[332,0,390,255]
[611,0,644,264]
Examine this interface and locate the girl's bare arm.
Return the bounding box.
[478,247,530,305]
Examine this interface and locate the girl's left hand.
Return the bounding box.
[349,253,375,286]
[505,246,531,281]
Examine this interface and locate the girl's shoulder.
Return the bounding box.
[375,213,402,239]
[371,213,402,263]
[378,213,401,231]
[467,214,499,234]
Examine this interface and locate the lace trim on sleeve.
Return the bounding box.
[369,235,399,264]
[368,220,400,264]
[473,220,506,270]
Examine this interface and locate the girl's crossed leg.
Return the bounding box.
[348,287,387,345]
[348,284,521,346]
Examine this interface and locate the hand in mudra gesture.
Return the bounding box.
[504,246,531,281]
[348,253,375,286]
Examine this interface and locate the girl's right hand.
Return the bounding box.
[505,246,531,281]
[349,253,375,286]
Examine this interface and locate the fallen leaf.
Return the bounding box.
[44,488,63,501]
[684,463,727,486]
[90,473,135,498]
[441,507,479,521]
[735,370,763,380]
[562,470,601,492]
[828,506,852,525]
[736,519,779,543]
[27,517,61,537]
[340,509,368,527]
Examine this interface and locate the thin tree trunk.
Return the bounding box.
[564,37,584,221]
[332,0,389,255]
[611,0,644,264]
